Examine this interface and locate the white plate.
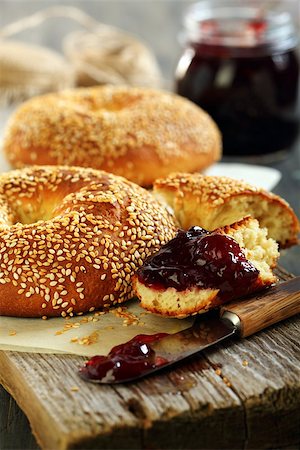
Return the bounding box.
[205,163,281,191]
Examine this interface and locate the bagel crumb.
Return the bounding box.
[70,386,79,392]
[110,306,140,326]
[54,310,110,336]
[70,331,99,346]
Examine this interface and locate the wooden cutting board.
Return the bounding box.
[0,267,299,450]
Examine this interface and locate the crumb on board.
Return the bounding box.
[70,331,100,346]
[51,305,142,346]
[214,368,231,387]
[110,306,140,326]
[8,330,16,336]
[54,311,109,336]
[70,386,79,392]
[222,376,231,387]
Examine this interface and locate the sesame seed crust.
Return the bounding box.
[3,86,221,186]
[0,166,177,317]
[155,172,262,205]
[154,172,299,248]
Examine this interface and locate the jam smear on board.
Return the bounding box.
[79,333,169,382]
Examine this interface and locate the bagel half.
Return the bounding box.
[133,217,279,318]
[153,173,299,248]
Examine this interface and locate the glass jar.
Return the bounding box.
[175,1,300,157]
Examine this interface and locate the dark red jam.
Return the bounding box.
[176,10,300,156]
[79,333,169,383]
[137,227,259,300]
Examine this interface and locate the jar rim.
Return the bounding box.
[183,0,298,49]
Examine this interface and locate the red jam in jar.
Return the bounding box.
[175,1,300,157]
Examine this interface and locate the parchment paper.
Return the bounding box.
[0,300,193,357]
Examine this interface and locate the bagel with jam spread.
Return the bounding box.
[133,216,279,318]
[134,173,299,318]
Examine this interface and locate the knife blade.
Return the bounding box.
[80,276,300,384]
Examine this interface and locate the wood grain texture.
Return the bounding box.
[0,268,299,450]
[221,276,300,337]
[0,352,245,450]
[0,386,38,449]
[204,315,300,448]
[0,0,299,447]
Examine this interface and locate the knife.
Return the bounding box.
[80,277,300,384]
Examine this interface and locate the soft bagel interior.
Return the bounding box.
[153,173,299,248]
[133,217,279,318]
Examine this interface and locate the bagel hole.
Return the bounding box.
[12,195,67,225]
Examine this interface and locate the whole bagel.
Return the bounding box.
[0,166,176,318]
[3,86,221,186]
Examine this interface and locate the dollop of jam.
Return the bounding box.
[137,227,260,300]
[79,333,169,383]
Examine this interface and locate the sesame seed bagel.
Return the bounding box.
[153,173,299,248]
[2,86,221,186]
[0,166,177,318]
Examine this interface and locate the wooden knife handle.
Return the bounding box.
[220,277,300,338]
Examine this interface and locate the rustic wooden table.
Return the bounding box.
[0,1,300,449]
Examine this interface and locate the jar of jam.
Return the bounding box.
[175,1,300,157]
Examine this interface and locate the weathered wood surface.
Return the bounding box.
[0,268,299,450]
[0,0,299,448]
